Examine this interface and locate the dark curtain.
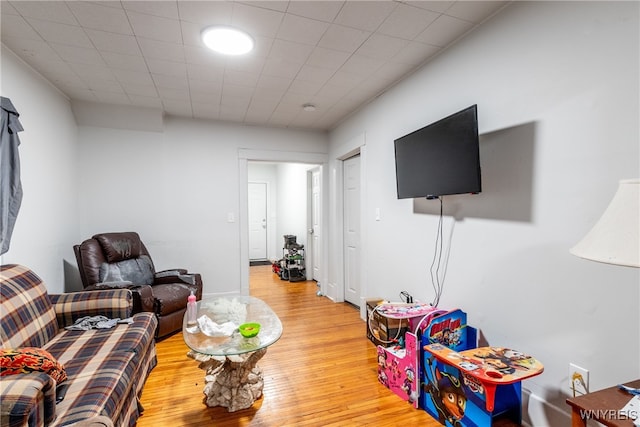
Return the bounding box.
[1,97,24,255]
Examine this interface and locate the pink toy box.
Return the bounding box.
[374,302,451,408]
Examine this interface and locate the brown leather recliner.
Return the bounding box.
[73,232,203,338]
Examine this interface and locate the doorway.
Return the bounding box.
[239,150,328,296]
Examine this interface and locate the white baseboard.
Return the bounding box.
[522,389,571,427]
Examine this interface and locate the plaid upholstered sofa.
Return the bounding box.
[0,264,158,427]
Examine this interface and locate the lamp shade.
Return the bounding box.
[570,179,640,267]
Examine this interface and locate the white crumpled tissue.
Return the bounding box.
[196,315,237,337]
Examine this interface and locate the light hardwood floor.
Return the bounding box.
[137,265,442,426]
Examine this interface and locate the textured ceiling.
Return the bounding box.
[1,1,508,131]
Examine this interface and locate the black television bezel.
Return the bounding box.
[394,104,481,199]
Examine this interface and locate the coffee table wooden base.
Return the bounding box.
[188,348,267,412]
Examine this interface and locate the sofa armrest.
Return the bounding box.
[154,271,202,288]
[155,268,187,276]
[49,289,133,328]
[85,282,154,313]
[87,280,133,289]
[0,372,56,427]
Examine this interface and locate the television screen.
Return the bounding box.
[394,105,481,199]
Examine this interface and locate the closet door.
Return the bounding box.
[248,182,267,260]
[343,155,361,307]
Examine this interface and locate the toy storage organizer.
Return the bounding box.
[374,303,543,426]
[278,235,306,282]
[374,303,447,408]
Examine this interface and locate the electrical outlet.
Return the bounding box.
[569,363,589,395]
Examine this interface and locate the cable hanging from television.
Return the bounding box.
[430,196,447,307]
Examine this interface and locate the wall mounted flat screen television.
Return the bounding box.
[394,104,481,199]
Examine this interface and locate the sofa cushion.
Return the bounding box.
[44,313,157,426]
[0,265,59,349]
[94,232,142,263]
[45,313,157,372]
[53,352,137,425]
[99,256,154,286]
[0,347,67,384]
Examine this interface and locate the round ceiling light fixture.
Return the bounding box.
[302,103,317,112]
[201,26,254,56]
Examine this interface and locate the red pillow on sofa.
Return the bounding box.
[0,347,67,383]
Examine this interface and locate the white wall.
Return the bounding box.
[0,48,80,293]
[76,116,327,296]
[276,163,313,250]
[329,2,639,425]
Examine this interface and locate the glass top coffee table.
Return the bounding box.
[183,295,282,412]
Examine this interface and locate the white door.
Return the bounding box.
[343,155,361,306]
[310,167,321,281]
[248,182,267,260]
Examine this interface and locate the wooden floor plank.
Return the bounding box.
[137,265,441,426]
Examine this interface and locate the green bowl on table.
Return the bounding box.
[239,322,261,338]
